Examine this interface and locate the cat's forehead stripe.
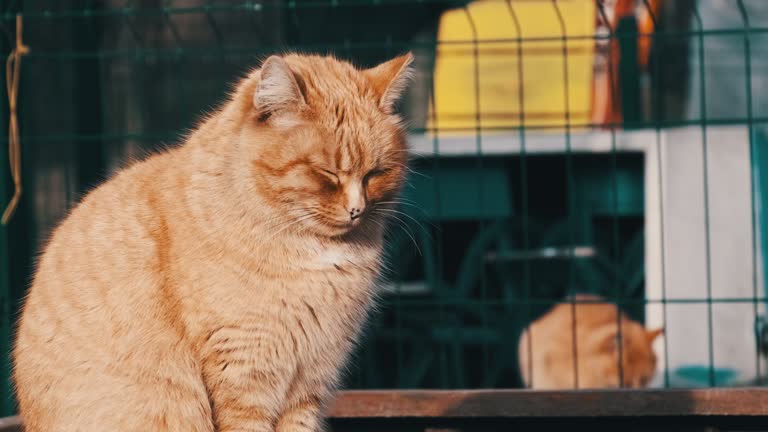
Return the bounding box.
[339,143,351,172]
[333,123,372,173]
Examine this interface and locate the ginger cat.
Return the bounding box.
[518,294,663,390]
[13,52,414,432]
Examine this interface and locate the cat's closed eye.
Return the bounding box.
[315,168,340,186]
[363,168,388,184]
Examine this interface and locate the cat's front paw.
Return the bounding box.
[216,415,276,432]
[275,407,323,432]
[218,423,275,432]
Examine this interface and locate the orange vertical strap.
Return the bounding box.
[614,0,637,17]
[2,14,29,225]
[592,0,633,127]
[637,0,659,69]
[610,0,637,124]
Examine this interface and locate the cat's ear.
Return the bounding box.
[253,56,306,120]
[646,327,664,343]
[364,52,415,114]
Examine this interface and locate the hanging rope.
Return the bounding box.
[2,14,29,225]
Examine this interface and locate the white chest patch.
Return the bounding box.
[301,246,354,271]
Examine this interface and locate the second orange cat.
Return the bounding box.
[518,294,663,389]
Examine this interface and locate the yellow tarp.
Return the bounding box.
[428,0,596,134]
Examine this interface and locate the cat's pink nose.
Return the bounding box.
[349,207,364,220]
[343,182,366,222]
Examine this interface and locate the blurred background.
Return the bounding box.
[1,0,768,419]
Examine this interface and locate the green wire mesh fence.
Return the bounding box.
[0,0,767,419]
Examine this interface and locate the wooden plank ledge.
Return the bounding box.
[0,417,18,432]
[1,389,767,431]
[328,388,768,418]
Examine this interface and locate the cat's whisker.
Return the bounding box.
[371,206,431,239]
[373,210,421,256]
[377,199,421,208]
[396,196,422,205]
[367,216,391,238]
[389,161,430,179]
[364,218,396,275]
[367,212,397,239]
[374,200,434,225]
[257,213,317,247]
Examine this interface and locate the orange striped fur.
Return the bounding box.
[13,52,414,432]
